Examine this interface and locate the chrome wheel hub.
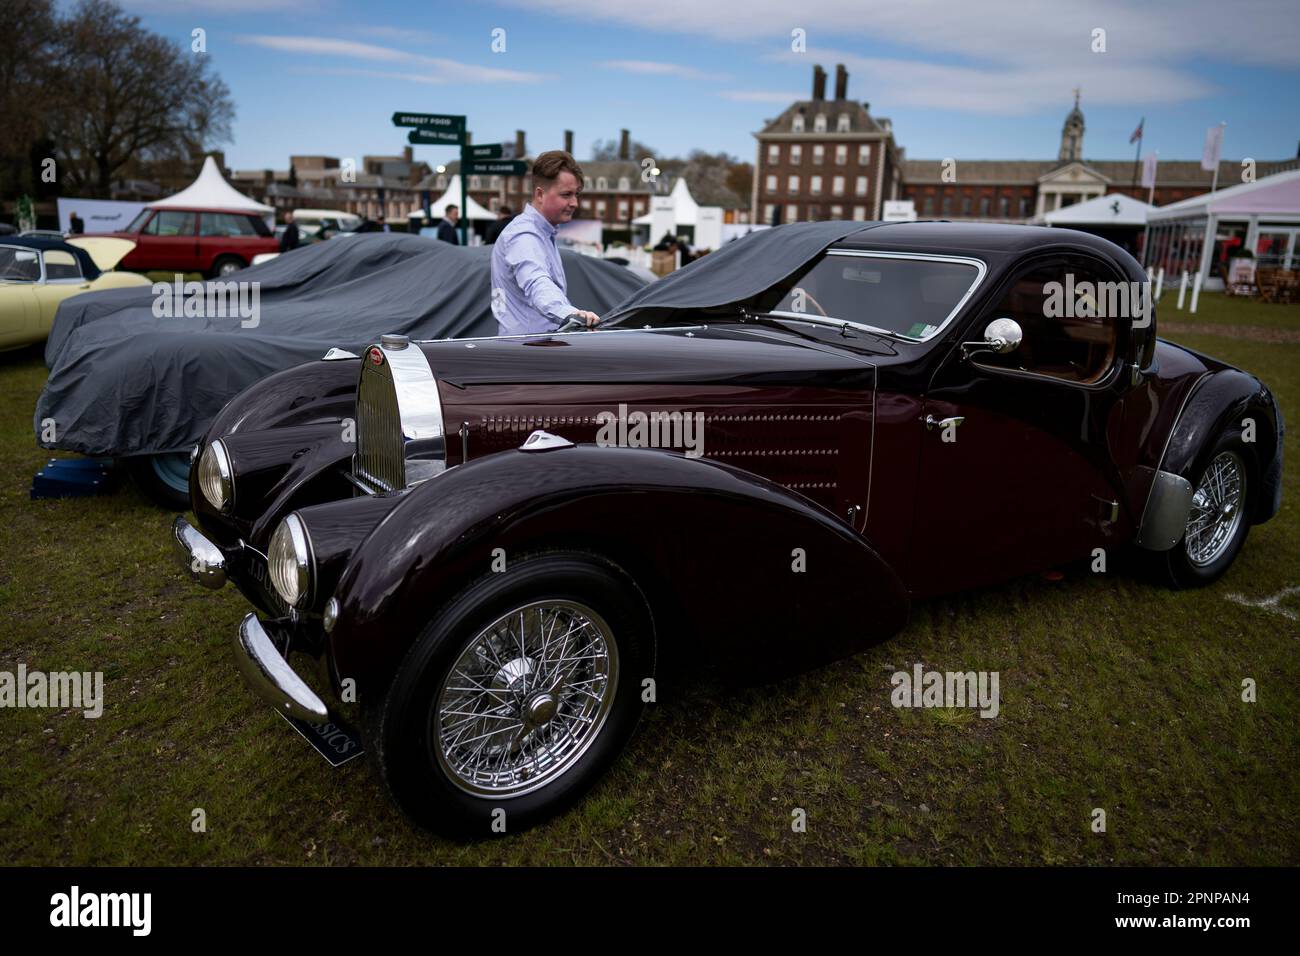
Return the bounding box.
[432,600,619,797]
[1184,451,1246,567]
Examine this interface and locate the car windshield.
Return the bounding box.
[125,208,152,232]
[0,246,41,282]
[763,252,984,342]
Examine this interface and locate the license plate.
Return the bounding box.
[278,711,365,767]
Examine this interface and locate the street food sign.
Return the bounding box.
[391,112,465,131]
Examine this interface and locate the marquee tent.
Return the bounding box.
[151,156,274,216]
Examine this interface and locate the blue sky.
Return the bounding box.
[114,0,1300,171]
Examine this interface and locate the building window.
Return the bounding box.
[597,177,607,190]
[792,114,805,132]
[618,200,628,219]
[633,200,644,215]
[508,178,516,194]
[764,203,778,223]
[962,196,972,216]
[853,206,866,220]
[812,144,824,165]
[805,205,820,221]
[830,204,844,218]
[859,144,870,165]
[980,196,990,217]
[814,114,826,132]
[837,113,850,132]
[835,144,847,165]
[618,176,630,191]
[786,203,799,221]
[768,144,780,164]
[584,176,593,190]
[791,145,803,165]
[855,175,867,196]
[596,200,607,217]
[765,174,777,192]
[491,176,501,189]
[810,175,822,195]
[924,196,935,215]
[942,196,952,215]
[832,175,845,196]
[436,176,446,189]
[788,174,800,195]
[1019,197,1031,218]
[470,176,482,189]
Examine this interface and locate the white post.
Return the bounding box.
[1155,267,1164,300]
[1190,272,1203,313]
[1177,270,1189,309]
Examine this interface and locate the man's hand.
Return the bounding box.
[573,310,601,327]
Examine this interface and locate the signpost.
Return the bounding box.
[393,111,524,245]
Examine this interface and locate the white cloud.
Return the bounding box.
[236,35,545,83]
[599,60,730,81]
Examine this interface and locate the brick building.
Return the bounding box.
[751,64,905,225]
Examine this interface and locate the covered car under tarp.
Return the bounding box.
[37,233,648,457]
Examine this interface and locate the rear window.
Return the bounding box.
[143,211,197,236]
[200,213,260,237]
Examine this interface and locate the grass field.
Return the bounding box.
[1,292,1296,865]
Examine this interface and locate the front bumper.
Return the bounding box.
[172,515,227,589]
[173,515,327,722]
[235,613,328,722]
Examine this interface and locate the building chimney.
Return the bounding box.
[834,64,848,100]
[812,65,826,101]
[564,129,574,155]
[403,146,413,162]
[619,129,630,160]
[515,129,526,157]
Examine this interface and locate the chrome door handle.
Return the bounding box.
[925,415,965,431]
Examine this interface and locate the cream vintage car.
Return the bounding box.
[0,235,149,351]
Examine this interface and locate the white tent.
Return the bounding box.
[632,177,700,226]
[151,155,274,215]
[1143,168,1300,287]
[407,176,496,222]
[1043,192,1154,226]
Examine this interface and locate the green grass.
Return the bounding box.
[1,296,1298,866]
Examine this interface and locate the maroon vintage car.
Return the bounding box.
[172,221,1283,836]
[108,206,279,277]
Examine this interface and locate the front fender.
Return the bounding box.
[327,444,910,696]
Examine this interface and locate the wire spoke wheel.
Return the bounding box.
[431,600,619,798]
[1184,450,1246,567]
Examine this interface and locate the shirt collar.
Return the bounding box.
[523,202,557,238]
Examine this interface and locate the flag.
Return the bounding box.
[1141,152,1158,189]
[1201,124,1224,172]
[1129,118,1144,144]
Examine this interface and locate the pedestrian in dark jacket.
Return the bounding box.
[68,211,85,235]
[485,206,514,244]
[436,205,460,244]
[279,212,300,252]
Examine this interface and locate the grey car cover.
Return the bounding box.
[36,233,647,457]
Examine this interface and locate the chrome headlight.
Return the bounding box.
[268,514,313,608]
[197,440,233,512]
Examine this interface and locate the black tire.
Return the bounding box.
[124,453,192,509]
[210,255,244,278]
[1154,430,1255,588]
[364,552,655,839]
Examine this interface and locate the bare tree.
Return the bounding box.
[0,0,60,200]
[47,0,234,196]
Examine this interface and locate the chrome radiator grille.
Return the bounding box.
[355,358,405,492]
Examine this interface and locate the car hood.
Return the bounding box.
[417,324,879,393]
[67,237,137,272]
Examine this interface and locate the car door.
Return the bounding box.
[35,249,92,332]
[906,252,1137,596]
[0,247,43,348]
[140,210,198,273]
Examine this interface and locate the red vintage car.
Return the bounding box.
[172,221,1284,837]
[108,206,279,277]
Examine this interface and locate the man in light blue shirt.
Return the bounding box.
[491,150,600,335]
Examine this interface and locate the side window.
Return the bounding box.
[973,258,1122,384]
[200,213,258,237]
[145,211,197,236]
[42,249,83,280]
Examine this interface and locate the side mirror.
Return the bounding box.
[962,317,1022,359]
